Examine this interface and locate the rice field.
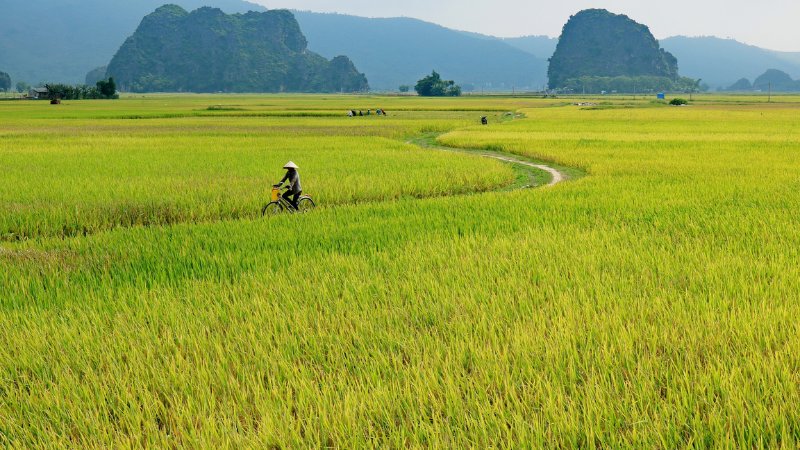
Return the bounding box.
[0,100,521,241]
[1,94,800,447]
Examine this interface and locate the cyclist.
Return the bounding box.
[274,161,302,210]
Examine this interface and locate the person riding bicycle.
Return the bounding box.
[274,161,302,209]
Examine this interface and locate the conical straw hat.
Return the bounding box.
[283,161,299,169]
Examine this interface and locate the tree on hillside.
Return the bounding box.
[415,71,461,97]
[16,81,30,93]
[559,75,699,94]
[0,71,10,92]
[97,77,117,98]
[42,79,119,100]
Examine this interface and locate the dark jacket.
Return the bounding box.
[280,169,302,194]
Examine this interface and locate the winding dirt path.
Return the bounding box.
[410,139,568,188]
[408,132,569,189]
[480,154,565,187]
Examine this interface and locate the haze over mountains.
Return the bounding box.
[659,37,800,89]
[2,0,800,91]
[1,0,549,90]
[0,0,266,86]
[292,11,547,91]
[502,36,558,60]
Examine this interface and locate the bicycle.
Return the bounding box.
[261,185,316,216]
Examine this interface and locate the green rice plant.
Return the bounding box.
[0,102,515,240]
[2,94,800,447]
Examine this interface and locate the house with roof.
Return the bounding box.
[28,87,49,99]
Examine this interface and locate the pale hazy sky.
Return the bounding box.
[254,0,800,52]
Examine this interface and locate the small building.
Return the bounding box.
[656,92,666,100]
[28,87,49,100]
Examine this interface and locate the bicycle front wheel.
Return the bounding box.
[261,201,283,217]
[297,197,316,213]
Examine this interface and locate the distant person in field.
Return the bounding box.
[275,161,302,209]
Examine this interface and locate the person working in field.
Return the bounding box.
[274,161,302,209]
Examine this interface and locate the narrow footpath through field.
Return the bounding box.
[408,132,571,189]
[481,154,564,187]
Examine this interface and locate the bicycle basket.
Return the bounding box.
[271,187,280,202]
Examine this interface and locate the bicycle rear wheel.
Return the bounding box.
[261,201,283,217]
[297,197,316,213]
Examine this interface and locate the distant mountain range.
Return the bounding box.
[2,1,800,91]
[291,11,548,91]
[502,36,558,61]
[660,37,800,89]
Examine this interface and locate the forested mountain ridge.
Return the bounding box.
[548,9,679,89]
[106,6,368,93]
[0,0,265,85]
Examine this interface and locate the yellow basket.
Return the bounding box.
[271,187,280,202]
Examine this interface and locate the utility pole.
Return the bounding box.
[768,82,772,103]
[691,79,702,102]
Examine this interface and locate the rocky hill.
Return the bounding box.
[0,0,265,85]
[752,69,800,92]
[548,9,679,89]
[726,78,753,91]
[724,69,800,92]
[106,5,368,93]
